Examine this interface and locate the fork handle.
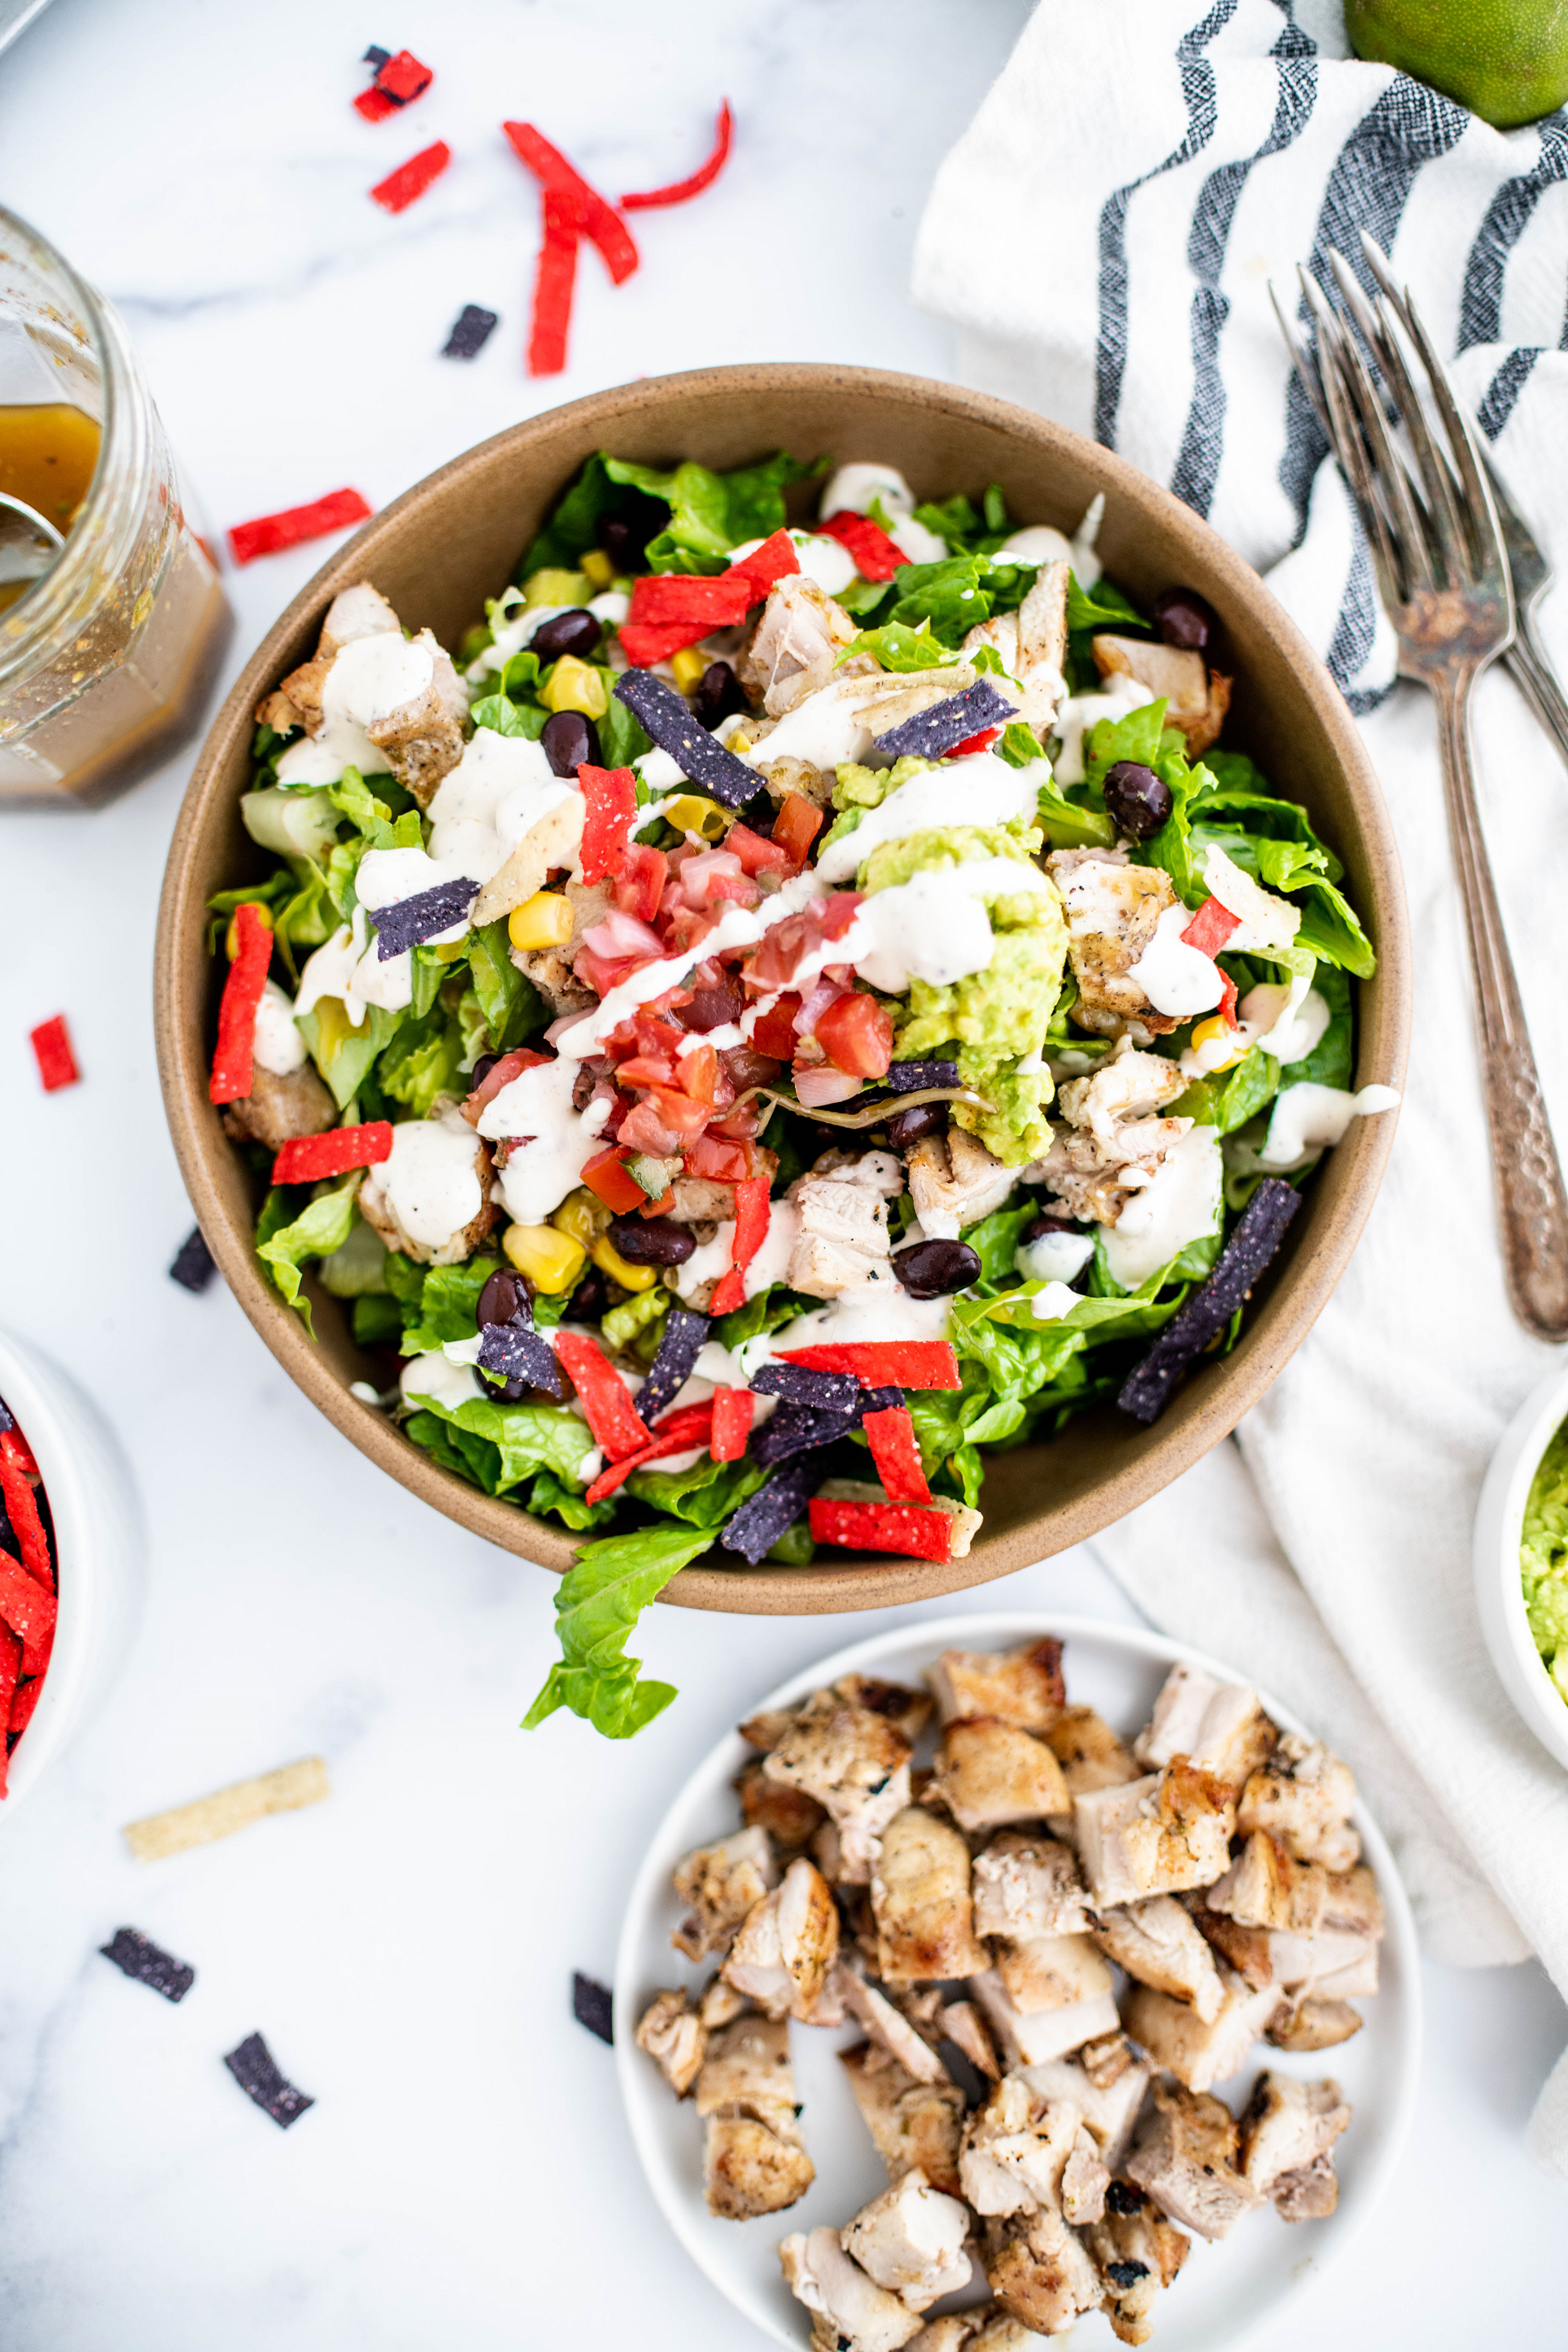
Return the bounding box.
[1506,623,1568,780]
[1434,670,1568,1340]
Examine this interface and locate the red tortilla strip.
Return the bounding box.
[528,187,581,377]
[778,1340,961,1391]
[502,121,639,283]
[228,487,373,565]
[808,1496,951,1563]
[370,139,452,215]
[0,1556,56,1677]
[621,101,733,210]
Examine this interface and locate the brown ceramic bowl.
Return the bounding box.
[154,364,1409,1615]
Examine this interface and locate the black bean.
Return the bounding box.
[892,1239,981,1299]
[572,1065,598,1112]
[532,607,602,663]
[886,1101,946,1149]
[607,1215,695,1266]
[600,517,635,569]
[1021,1213,1077,1244]
[470,1053,499,1091]
[692,659,747,728]
[679,977,746,1033]
[1152,586,1216,652]
[478,1267,531,1329]
[1103,759,1173,842]
[570,1268,610,1322]
[541,709,601,778]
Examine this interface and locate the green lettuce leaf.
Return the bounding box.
[522,1521,715,1738]
[256,1174,363,1333]
[465,918,544,1055]
[625,1454,769,1527]
[838,621,959,674]
[295,1001,406,1111]
[403,1390,596,1493]
[1168,1047,1282,1137]
[399,1257,498,1353]
[378,1017,465,1118]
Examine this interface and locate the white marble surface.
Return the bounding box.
[1,1,1564,2343]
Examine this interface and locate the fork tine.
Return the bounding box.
[1357,229,1408,323]
[1299,273,1409,605]
[1399,291,1513,605]
[1269,278,1333,442]
[1326,248,1469,584]
[1327,304,1436,601]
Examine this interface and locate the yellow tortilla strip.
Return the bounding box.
[122,1756,330,1863]
[470,796,584,928]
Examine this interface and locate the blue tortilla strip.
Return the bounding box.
[168,1226,217,1293]
[443,304,498,360]
[722,1457,833,1564]
[100,1926,195,2004]
[634,1307,710,1424]
[369,877,478,960]
[753,1363,861,1415]
[1117,1178,1302,1425]
[612,670,759,810]
[886,1060,961,1093]
[223,2032,314,2128]
[573,1971,614,2044]
[849,1384,905,1422]
[478,1319,566,1398]
[363,43,391,67]
[0,1395,13,1432]
[750,1401,856,1466]
[875,680,1019,763]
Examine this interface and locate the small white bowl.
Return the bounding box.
[0,1327,145,1814]
[1474,1360,1568,1776]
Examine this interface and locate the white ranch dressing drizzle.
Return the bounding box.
[479,1056,614,1225]
[695,1281,953,1388]
[1016,1229,1094,1284]
[295,908,415,1025]
[1101,1125,1223,1287]
[670,1227,736,1301]
[427,728,580,885]
[252,978,307,1076]
[738,676,893,775]
[1178,977,1330,1080]
[400,1352,483,1410]
[467,592,570,680]
[819,461,916,520]
[730,530,858,598]
[994,523,1076,566]
[832,857,1056,996]
[1127,901,1225,1019]
[356,844,478,946]
[1050,672,1155,785]
[814,752,1041,884]
[360,1108,483,1253]
[275,632,435,786]
[1256,1082,1400,1171]
[1029,1279,1086,1322]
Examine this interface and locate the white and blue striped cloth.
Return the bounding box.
[918,0,1568,2174]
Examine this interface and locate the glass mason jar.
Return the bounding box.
[0,208,232,808]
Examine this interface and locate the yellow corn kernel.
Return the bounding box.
[540,655,609,719]
[1190,1014,1248,1071]
[225,902,274,960]
[312,995,352,1067]
[589,1232,658,1292]
[509,890,574,951]
[523,567,592,610]
[670,645,710,694]
[664,792,731,842]
[579,549,615,589]
[552,1186,609,1246]
[502,1222,587,1292]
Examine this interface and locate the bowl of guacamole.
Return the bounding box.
[1474,1365,1568,1774]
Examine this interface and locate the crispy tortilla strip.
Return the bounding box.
[123,1756,330,1862]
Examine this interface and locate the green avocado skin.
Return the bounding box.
[1345,0,1568,131]
[1522,1421,1568,1703]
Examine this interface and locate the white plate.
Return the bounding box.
[615,1611,1422,2352]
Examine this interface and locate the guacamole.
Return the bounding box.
[1521,1420,1568,1703]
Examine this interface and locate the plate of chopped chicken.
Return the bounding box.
[616,1615,1418,2350]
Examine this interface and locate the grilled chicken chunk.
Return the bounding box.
[964,2313,1042,2352]
[1267,1864,1383,1999]
[737,1757,828,1851]
[959,2075,1108,2224]
[741,574,860,715]
[221,1058,336,1152]
[960,560,1070,736]
[789,1166,897,1298]
[1125,2080,1260,2241]
[970,1965,1121,2069]
[1266,1995,1364,2052]
[705,2114,815,2223]
[994,1933,1116,2020]
[1091,633,1231,757]
[780,2225,925,2352]
[873,1808,989,1986]
[904,2317,987,2352]
[837,1675,935,1744]
[1133,1663,1277,1786]
[671,1822,780,1961]
[927,1641,1065,1733]
[981,2206,1103,2337]
[972,1832,1090,1943]
[1043,851,1181,1046]
[700,1974,749,2029]
[836,1963,951,2084]
[842,2169,973,2311]
[1081,2179,1190,2347]
[906,1128,1018,1242]
[841,2043,967,2196]
[697,2013,815,2218]
[1206,1831,1331,1937]
[634,1987,707,2096]
[1091,1896,1226,2022]
[1034,1051,1192,1222]
[1238,1733,1361,1873]
[696,2010,797,2130]
[359,1109,499,1266]
[723,1856,839,2019]
[1186,1900,1273,1991]
[1019,2045,1151,2173]
[1120,1968,1284,2094]
[765,1699,915,1886]
[929,1719,1071,1834]
[365,626,468,803]
[1073,1760,1237,1908]
[1043,1706,1141,1794]
[1238,2071,1351,2221]
[259,580,401,732]
[937,1997,1001,2080]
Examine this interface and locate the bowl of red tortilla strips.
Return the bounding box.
[154,365,1408,1625]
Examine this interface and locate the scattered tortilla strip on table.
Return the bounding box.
[574,1972,614,2044]
[99,1927,195,2003]
[122,1755,330,1864]
[224,2031,314,2128]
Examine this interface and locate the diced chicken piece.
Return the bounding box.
[359,1110,499,1267]
[695,2012,799,2135]
[960,2075,1106,2223]
[634,1987,706,2096]
[1090,634,1232,758]
[961,561,1069,736]
[723,1856,839,2019]
[1035,1055,1193,1224]
[1125,2080,1259,2241]
[1238,2071,1351,2222]
[321,579,402,649]
[511,876,613,1016]
[221,1059,337,1152]
[737,1757,828,1851]
[905,2317,985,2352]
[972,1832,1090,1943]
[842,2169,972,2311]
[841,2044,966,2196]
[258,579,402,732]
[969,1968,1120,2069]
[836,1674,934,1744]
[1081,2179,1190,2348]
[672,1822,780,1961]
[836,1965,950,2084]
[699,2011,815,2219]
[1073,1760,1237,1908]
[937,1998,1000,2080]
[780,2227,925,2352]
[699,1975,749,2030]
[741,574,861,716]
[765,1700,915,1886]
[1120,1968,1284,2095]
[906,1128,1017,1242]
[1043,850,1181,1044]
[1205,1833,1328,1935]
[873,1808,989,1987]
[814,1818,845,1884]
[927,1640,1065,1732]
[1238,1733,1361,1873]
[967,2315,1042,2352]
[1187,1901,1273,1991]
[1044,1707,1141,1794]
[994,1934,1115,2018]
[1265,1995,1364,2053]
[929,1719,1071,1834]
[1020,2047,1150,2173]
[705,2112,815,2220]
[789,1169,894,1298]
[1133,1663,1278,1786]
[365,627,469,804]
[1268,1928,1379,2001]
[1056,1053,1190,1155]
[1091,1897,1225,2022]
[981,2206,1104,2337]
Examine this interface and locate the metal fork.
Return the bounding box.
[1273,252,1568,1341]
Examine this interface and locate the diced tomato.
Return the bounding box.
[815,991,894,1078]
[613,844,668,925]
[748,894,860,990]
[727,821,791,878]
[659,907,719,956]
[771,791,823,868]
[612,1054,675,1092]
[1217,970,1239,1029]
[1180,896,1240,958]
[617,1099,689,1156]
[748,995,803,1058]
[575,946,649,997]
[644,1085,711,1141]
[676,1041,719,1105]
[685,1131,755,1183]
[710,1096,767,1140]
[580,1147,647,1214]
[947,725,1002,759]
